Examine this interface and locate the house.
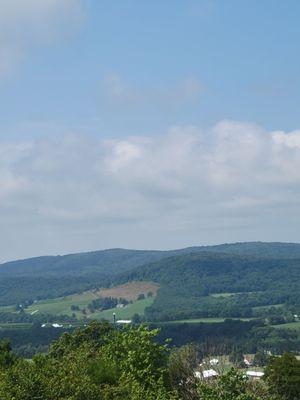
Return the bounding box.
[243,356,253,366]
[195,369,219,380]
[210,358,219,366]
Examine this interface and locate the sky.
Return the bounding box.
[1,0,300,262]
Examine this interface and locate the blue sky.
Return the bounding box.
[1,0,300,261]
[2,0,300,139]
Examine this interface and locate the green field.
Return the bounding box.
[0,323,32,330]
[24,292,154,322]
[0,305,18,313]
[25,291,99,317]
[252,304,284,311]
[272,321,300,330]
[159,317,255,324]
[89,297,154,322]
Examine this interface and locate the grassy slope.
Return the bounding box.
[26,292,97,317]
[90,297,154,322]
[24,282,156,319]
[272,321,300,330]
[0,323,32,330]
[159,317,255,324]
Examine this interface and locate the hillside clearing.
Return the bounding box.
[24,281,158,318]
[96,281,160,301]
[89,297,154,321]
[272,321,300,330]
[159,317,255,324]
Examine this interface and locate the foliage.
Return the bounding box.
[168,344,199,400]
[197,369,269,400]
[0,322,300,399]
[2,242,300,310]
[229,349,244,367]
[88,297,119,312]
[264,352,300,400]
[0,338,16,368]
[119,251,300,322]
[0,322,177,400]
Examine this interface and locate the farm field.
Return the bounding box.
[0,323,32,330]
[0,305,17,313]
[90,297,154,322]
[24,281,157,319]
[159,317,255,324]
[210,291,262,299]
[252,304,284,311]
[95,281,159,301]
[272,321,300,330]
[25,291,98,317]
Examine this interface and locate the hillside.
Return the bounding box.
[0,248,190,305]
[1,241,300,307]
[117,251,300,321]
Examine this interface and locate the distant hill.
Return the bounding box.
[117,250,300,321]
[195,241,300,258]
[0,248,202,305]
[1,242,300,307]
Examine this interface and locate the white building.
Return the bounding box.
[52,323,63,328]
[195,369,219,380]
[116,319,131,324]
[246,371,264,380]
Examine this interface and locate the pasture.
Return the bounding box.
[89,297,154,322]
[159,317,255,324]
[24,281,157,319]
[272,321,300,330]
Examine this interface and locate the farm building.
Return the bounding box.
[195,369,219,380]
[246,371,264,380]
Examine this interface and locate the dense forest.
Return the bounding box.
[0,247,204,305]
[0,321,299,400]
[117,251,300,321]
[1,318,300,359]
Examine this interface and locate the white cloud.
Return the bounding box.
[1,121,300,261]
[0,0,85,77]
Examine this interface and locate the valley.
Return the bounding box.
[0,242,300,357]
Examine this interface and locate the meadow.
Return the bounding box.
[23,282,157,321]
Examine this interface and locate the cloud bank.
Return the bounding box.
[1,120,300,261]
[0,0,85,77]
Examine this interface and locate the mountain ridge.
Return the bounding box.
[1,241,300,308]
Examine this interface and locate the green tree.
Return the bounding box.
[0,339,16,368]
[132,313,142,324]
[264,352,300,400]
[229,349,244,367]
[254,351,269,367]
[168,344,199,400]
[197,369,267,400]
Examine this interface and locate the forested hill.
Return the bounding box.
[117,251,300,321]
[1,242,300,306]
[195,241,300,258]
[0,249,174,277]
[0,247,206,305]
[2,241,300,277]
